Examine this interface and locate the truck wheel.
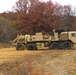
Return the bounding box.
[62,41,71,49]
[51,42,59,49]
[27,44,36,50]
[16,44,25,50]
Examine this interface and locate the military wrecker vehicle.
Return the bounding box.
[12,29,76,50]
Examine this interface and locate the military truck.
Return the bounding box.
[12,30,76,50]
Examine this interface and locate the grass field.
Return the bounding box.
[0,44,76,75]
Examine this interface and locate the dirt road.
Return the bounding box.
[0,47,76,75]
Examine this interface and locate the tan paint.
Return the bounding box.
[60,31,76,43]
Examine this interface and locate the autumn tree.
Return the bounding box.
[14,0,76,34]
[0,11,19,42]
[14,0,61,34]
[57,5,76,30]
[0,16,17,42]
[13,0,39,13]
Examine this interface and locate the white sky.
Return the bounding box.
[0,0,18,13]
[51,0,76,6]
[0,0,76,13]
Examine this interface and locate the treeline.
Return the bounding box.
[0,0,76,42]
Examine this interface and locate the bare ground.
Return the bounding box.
[0,47,76,75]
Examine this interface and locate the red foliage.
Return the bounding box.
[17,0,60,34]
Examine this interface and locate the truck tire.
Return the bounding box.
[62,41,71,49]
[26,44,36,50]
[16,44,25,50]
[51,42,59,49]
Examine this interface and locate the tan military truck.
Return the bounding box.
[12,30,76,50]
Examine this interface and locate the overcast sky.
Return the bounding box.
[0,0,18,13]
[51,0,76,5]
[0,0,76,13]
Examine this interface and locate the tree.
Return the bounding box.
[14,0,76,34]
[14,0,60,34]
[60,5,76,30]
[0,16,17,42]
